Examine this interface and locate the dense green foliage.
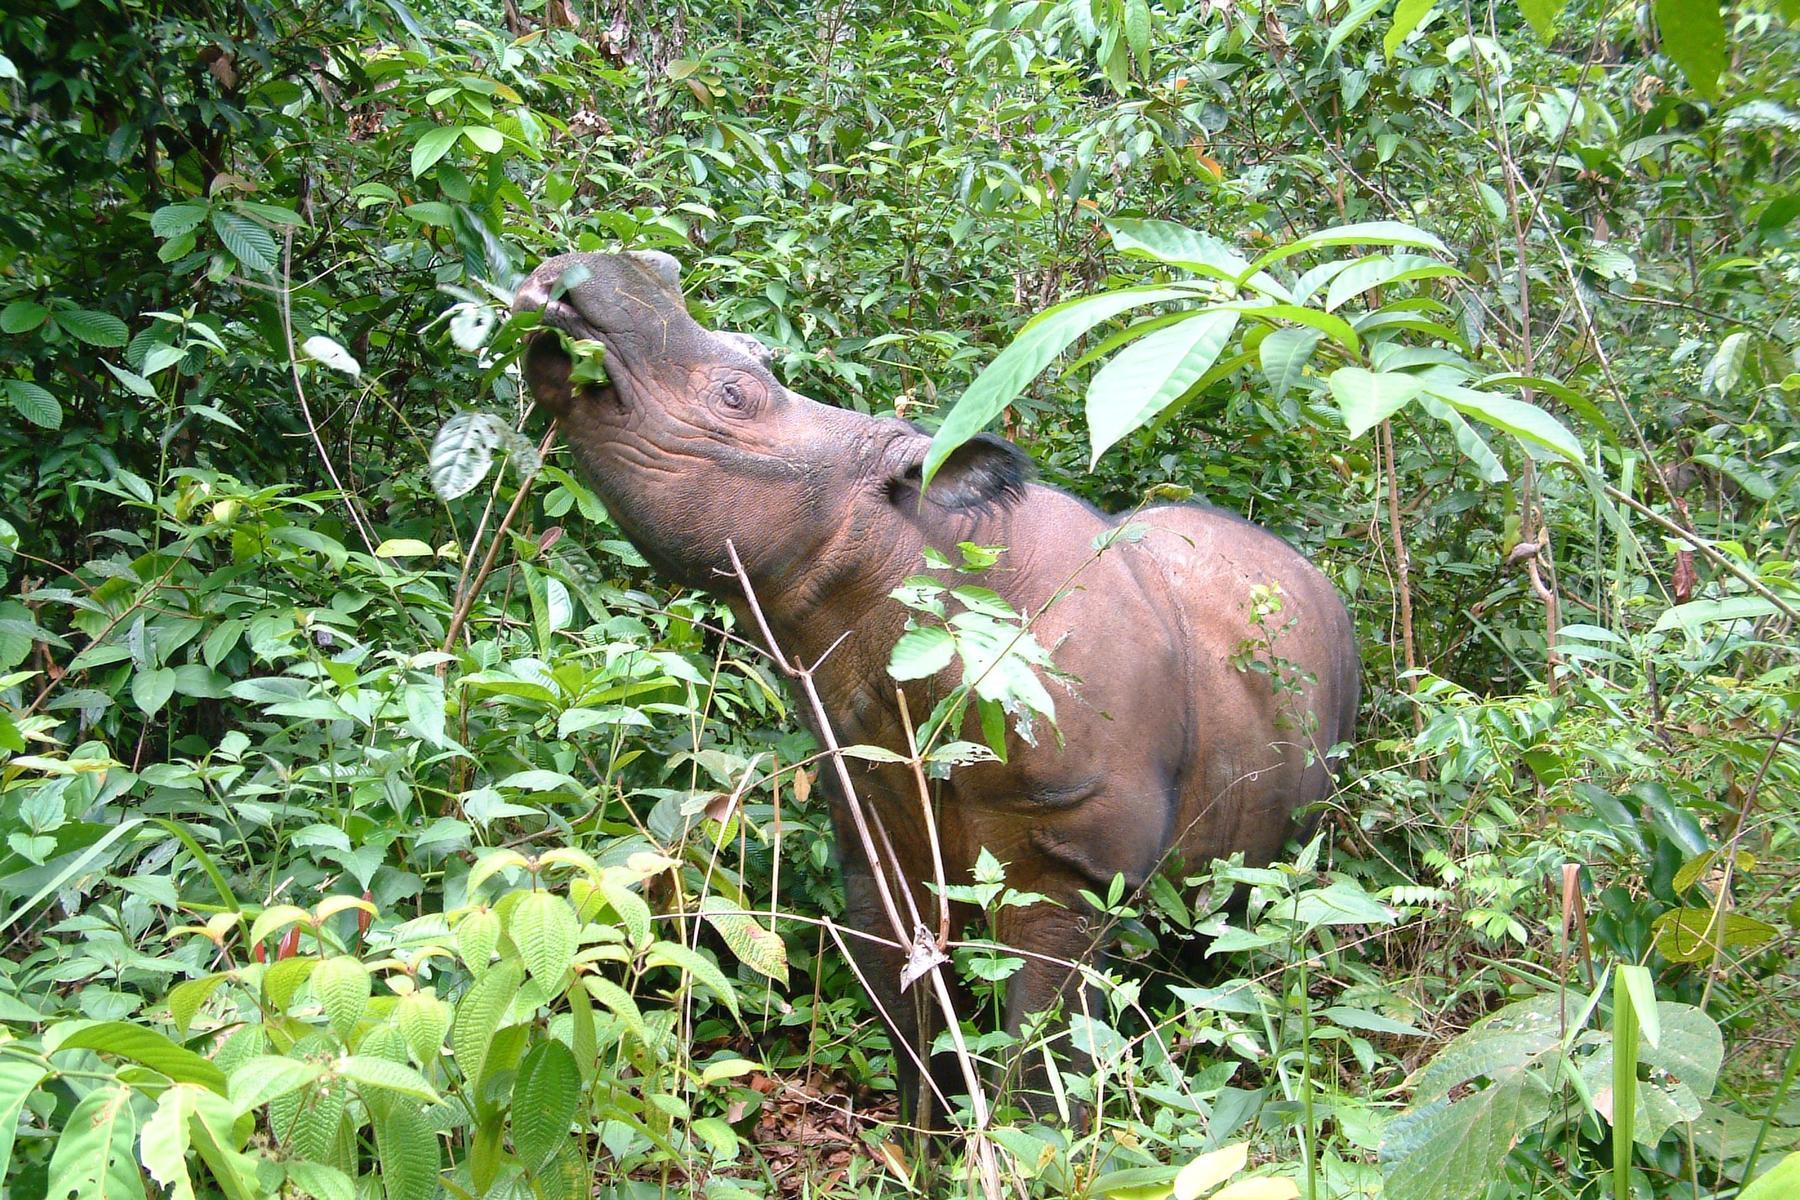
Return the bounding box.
[0,1,1796,1198]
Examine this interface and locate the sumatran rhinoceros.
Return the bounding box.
[513,250,1359,1122]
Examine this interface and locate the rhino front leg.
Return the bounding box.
[990,900,1107,1118]
[839,867,965,1132]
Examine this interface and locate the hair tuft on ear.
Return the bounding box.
[890,431,1033,511]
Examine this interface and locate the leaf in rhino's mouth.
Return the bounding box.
[555,329,610,387]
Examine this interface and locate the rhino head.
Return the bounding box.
[512,251,1029,601]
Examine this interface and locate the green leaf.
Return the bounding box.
[1741,1152,1800,1200]
[510,890,579,990]
[1653,0,1726,100]
[411,125,464,177]
[645,939,742,1018]
[1651,907,1780,961]
[228,1055,325,1114]
[922,285,1196,484]
[394,990,451,1064]
[1516,0,1566,40]
[1329,368,1425,438]
[1322,0,1387,58]
[367,1093,440,1200]
[131,666,177,716]
[211,211,277,273]
[168,974,231,1037]
[1123,0,1151,71]
[452,960,522,1092]
[463,124,504,153]
[0,300,48,333]
[1086,309,1240,465]
[1654,595,1779,633]
[1383,1073,1553,1200]
[584,976,659,1054]
[1105,220,1251,284]
[888,624,956,681]
[311,955,371,1041]
[285,1162,357,1200]
[1249,220,1448,273]
[457,907,501,969]
[700,895,790,985]
[1423,382,1584,461]
[150,202,210,238]
[5,379,61,429]
[1324,253,1463,311]
[1261,328,1323,402]
[1417,395,1506,483]
[52,1020,229,1093]
[512,1039,580,1170]
[338,1055,441,1104]
[0,1059,46,1181]
[598,876,653,950]
[45,1085,140,1200]
[374,538,434,558]
[54,309,128,348]
[1384,0,1436,57]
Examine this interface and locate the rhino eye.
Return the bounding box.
[720,383,747,409]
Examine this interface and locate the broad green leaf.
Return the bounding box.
[922,285,1195,484]
[1417,395,1506,482]
[149,202,210,238]
[45,1085,139,1200]
[463,125,504,153]
[1329,368,1425,438]
[512,1039,580,1170]
[1741,1152,1800,1200]
[1650,907,1780,961]
[1175,1142,1248,1199]
[1086,309,1240,465]
[52,1020,228,1093]
[0,1059,46,1181]
[228,1055,325,1114]
[131,666,177,716]
[5,379,61,429]
[1384,0,1436,57]
[1106,219,1251,282]
[211,211,276,273]
[0,300,48,333]
[54,309,128,348]
[888,624,955,681]
[394,991,451,1066]
[1423,382,1583,461]
[141,1085,197,1200]
[645,939,741,1018]
[700,895,790,984]
[1259,327,1323,403]
[510,890,579,989]
[1324,253,1463,311]
[1580,1001,1724,1145]
[598,876,652,950]
[1123,0,1151,71]
[1700,330,1749,395]
[367,1093,439,1200]
[457,906,501,969]
[584,976,659,1055]
[410,125,463,177]
[1653,595,1780,632]
[1322,0,1387,59]
[337,1055,440,1104]
[1249,220,1449,273]
[1517,0,1566,39]
[285,1162,356,1200]
[1411,993,1565,1101]
[451,960,522,1091]
[1653,0,1725,100]
[310,955,371,1041]
[1229,302,1358,352]
[429,411,507,501]
[1380,1069,1553,1200]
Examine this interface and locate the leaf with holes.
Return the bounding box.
[45,1085,140,1200]
[429,411,508,501]
[700,895,789,985]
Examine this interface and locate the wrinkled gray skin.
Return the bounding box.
[514,251,1359,1124]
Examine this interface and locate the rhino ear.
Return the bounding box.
[890,432,1032,510]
